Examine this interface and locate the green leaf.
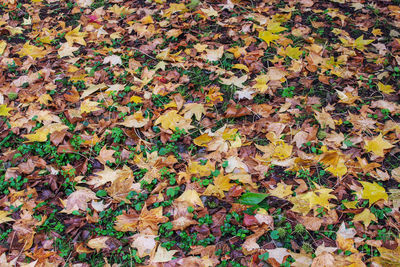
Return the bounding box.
[270,230,280,240]
[239,192,269,205]
[258,252,269,261]
[96,190,107,197]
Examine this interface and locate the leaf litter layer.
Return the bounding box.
[0,0,400,266]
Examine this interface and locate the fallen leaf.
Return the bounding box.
[364,133,394,157]
[353,208,377,228]
[0,211,14,224]
[151,245,178,263]
[65,25,87,46]
[87,237,110,252]
[175,189,204,208]
[360,181,388,206]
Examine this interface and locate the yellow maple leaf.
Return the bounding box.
[267,21,287,33]
[364,133,394,157]
[304,187,337,211]
[353,208,376,228]
[342,200,358,209]
[24,123,68,142]
[284,46,303,59]
[372,246,400,266]
[130,95,143,103]
[272,141,293,160]
[38,94,52,105]
[163,3,187,18]
[232,64,249,72]
[17,42,48,59]
[154,110,183,131]
[193,133,213,147]
[175,189,204,208]
[187,160,214,177]
[354,35,374,51]
[203,172,235,199]
[0,40,6,55]
[253,75,269,93]
[0,210,14,224]
[80,99,101,114]
[0,104,12,116]
[320,151,348,177]
[377,82,395,94]
[259,30,280,46]
[290,194,312,216]
[140,15,154,24]
[65,25,87,46]
[269,182,293,199]
[371,28,382,36]
[109,4,133,16]
[360,181,388,206]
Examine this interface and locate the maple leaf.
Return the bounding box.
[314,109,335,129]
[266,248,291,265]
[319,151,347,178]
[305,187,337,211]
[235,87,255,100]
[354,35,374,51]
[87,237,110,252]
[269,182,293,199]
[253,75,269,93]
[96,147,115,165]
[204,46,224,61]
[259,30,280,46]
[219,0,234,10]
[76,0,93,8]
[86,165,120,188]
[203,172,235,199]
[372,246,400,266]
[130,232,157,257]
[175,189,204,208]
[267,21,287,33]
[187,160,214,177]
[154,110,184,131]
[201,6,219,17]
[283,46,303,59]
[360,181,388,206]
[58,42,79,58]
[80,99,101,114]
[61,187,98,214]
[353,208,376,228]
[106,169,136,203]
[193,133,213,147]
[151,245,178,263]
[289,194,311,216]
[0,210,14,224]
[114,212,139,232]
[65,25,87,46]
[364,133,394,157]
[119,111,149,128]
[220,75,248,88]
[182,103,205,121]
[0,40,6,55]
[138,205,168,232]
[103,55,122,66]
[24,123,68,142]
[0,104,12,116]
[377,82,395,94]
[17,42,48,59]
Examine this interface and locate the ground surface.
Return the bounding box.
[0,0,400,266]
